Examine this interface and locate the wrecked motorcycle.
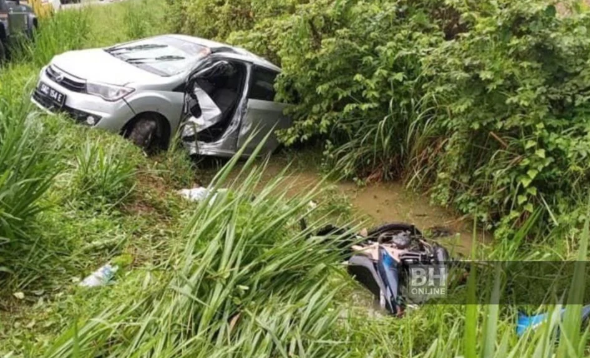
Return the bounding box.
[318,223,451,316]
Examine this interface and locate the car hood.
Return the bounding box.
[51,49,161,86]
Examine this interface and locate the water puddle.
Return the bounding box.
[336,181,485,255]
[202,156,489,255]
[217,158,487,254]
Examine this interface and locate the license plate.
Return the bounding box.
[38,82,66,107]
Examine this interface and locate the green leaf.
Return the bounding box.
[525,140,536,149]
[517,195,527,205]
[479,70,493,80]
[524,203,534,212]
[535,149,546,158]
[527,169,539,179]
[520,177,532,188]
[527,187,538,196]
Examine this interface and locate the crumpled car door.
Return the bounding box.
[180,60,234,155]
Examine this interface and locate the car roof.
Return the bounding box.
[165,34,281,72]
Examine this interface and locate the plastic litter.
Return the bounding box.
[178,187,227,204]
[178,187,209,201]
[79,263,118,287]
[516,305,590,336]
[13,292,24,300]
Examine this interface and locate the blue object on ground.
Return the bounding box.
[377,247,400,314]
[517,305,590,336]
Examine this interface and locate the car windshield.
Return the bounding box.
[105,36,209,76]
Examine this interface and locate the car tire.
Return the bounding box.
[127,116,159,153]
[0,41,5,63]
[29,19,38,40]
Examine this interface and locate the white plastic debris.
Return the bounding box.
[178,187,227,204]
[79,263,118,287]
[13,292,25,300]
[178,187,210,202]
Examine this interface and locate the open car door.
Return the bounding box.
[181,58,245,157]
[236,65,290,156]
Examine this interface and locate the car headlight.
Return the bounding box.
[86,82,134,101]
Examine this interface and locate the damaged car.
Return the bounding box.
[31,34,290,157]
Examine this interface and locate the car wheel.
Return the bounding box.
[127,116,159,153]
[0,41,5,63]
[29,19,38,40]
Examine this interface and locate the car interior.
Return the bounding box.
[189,61,246,143]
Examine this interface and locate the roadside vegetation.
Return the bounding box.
[0,0,589,357]
[170,0,590,240]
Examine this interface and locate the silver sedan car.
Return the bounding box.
[31,34,290,157]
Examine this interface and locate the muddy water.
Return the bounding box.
[337,181,487,254]
[224,160,489,255]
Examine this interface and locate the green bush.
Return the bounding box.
[419,1,590,237]
[0,111,56,240]
[167,0,306,41]
[242,0,446,179]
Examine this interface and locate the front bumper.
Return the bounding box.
[31,66,135,132]
[32,89,102,124]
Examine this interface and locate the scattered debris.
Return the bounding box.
[13,292,24,300]
[178,187,227,203]
[178,187,209,201]
[229,313,241,331]
[517,305,590,336]
[79,263,118,287]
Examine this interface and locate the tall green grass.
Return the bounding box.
[41,146,350,357]
[71,140,136,207]
[26,9,92,67]
[0,0,171,290]
[0,68,58,276]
